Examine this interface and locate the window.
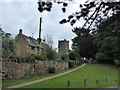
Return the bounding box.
[31,46,35,50]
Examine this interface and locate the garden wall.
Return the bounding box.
[2,59,68,80]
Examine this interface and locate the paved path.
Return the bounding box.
[95,86,120,90]
[107,86,119,88]
[107,86,120,89]
[7,64,86,88]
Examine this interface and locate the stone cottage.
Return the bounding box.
[15,29,42,56]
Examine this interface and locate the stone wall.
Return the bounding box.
[35,61,68,74]
[2,59,68,80]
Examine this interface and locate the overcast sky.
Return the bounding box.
[0,0,88,49]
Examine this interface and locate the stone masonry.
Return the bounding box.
[2,59,68,80]
[58,39,69,59]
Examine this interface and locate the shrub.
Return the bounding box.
[77,61,82,65]
[114,60,120,66]
[9,55,18,60]
[69,51,76,60]
[25,54,34,60]
[34,54,48,61]
[61,53,69,61]
[95,52,113,63]
[34,54,41,60]
[68,60,75,68]
[42,43,58,60]
[15,56,24,60]
[9,54,48,61]
[48,67,55,73]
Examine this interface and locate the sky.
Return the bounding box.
[0,0,88,50]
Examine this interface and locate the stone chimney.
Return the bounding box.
[19,29,22,34]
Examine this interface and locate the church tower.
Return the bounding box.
[58,39,69,59]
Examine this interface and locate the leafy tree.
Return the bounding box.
[42,34,58,60]
[114,59,120,67]
[61,1,120,29]
[37,0,120,64]
[61,53,69,61]
[69,51,76,60]
[37,0,70,13]
[95,14,120,63]
[72,27,96,59]
[37,0,120,29]
[2,34,17,58]
[43,34,54,48]
[95,52,112,63]
[72,13,120,64]
[42,43,58,60]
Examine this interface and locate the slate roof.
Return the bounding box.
[19,34,40,47]
[29,37,39,47]
[0,28,5,35]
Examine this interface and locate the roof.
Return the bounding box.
[17,34,40,47]
[0,28,5,35]
[59,39,69,42]
[28,36,39,47]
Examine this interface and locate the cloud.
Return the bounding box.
[1,0,85,49]
[1,0,37,2]
[0,3,2,25]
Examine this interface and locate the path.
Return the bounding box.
[7,64,86,88]
[107,86,120,89]
[107,86,120,88]
[95,86,120,90]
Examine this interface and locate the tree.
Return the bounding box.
[69,51,76,60]
[42,43,58,60]
[37,0,120,64]
[43,34,54,48]
[2,34,17,58]
[95,14,120,63]
[37,0,120,29]
[72,27,96,59]
[61,53,69,61]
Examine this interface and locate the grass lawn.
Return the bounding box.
[20,64,118,88]
[2,66,76,88]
